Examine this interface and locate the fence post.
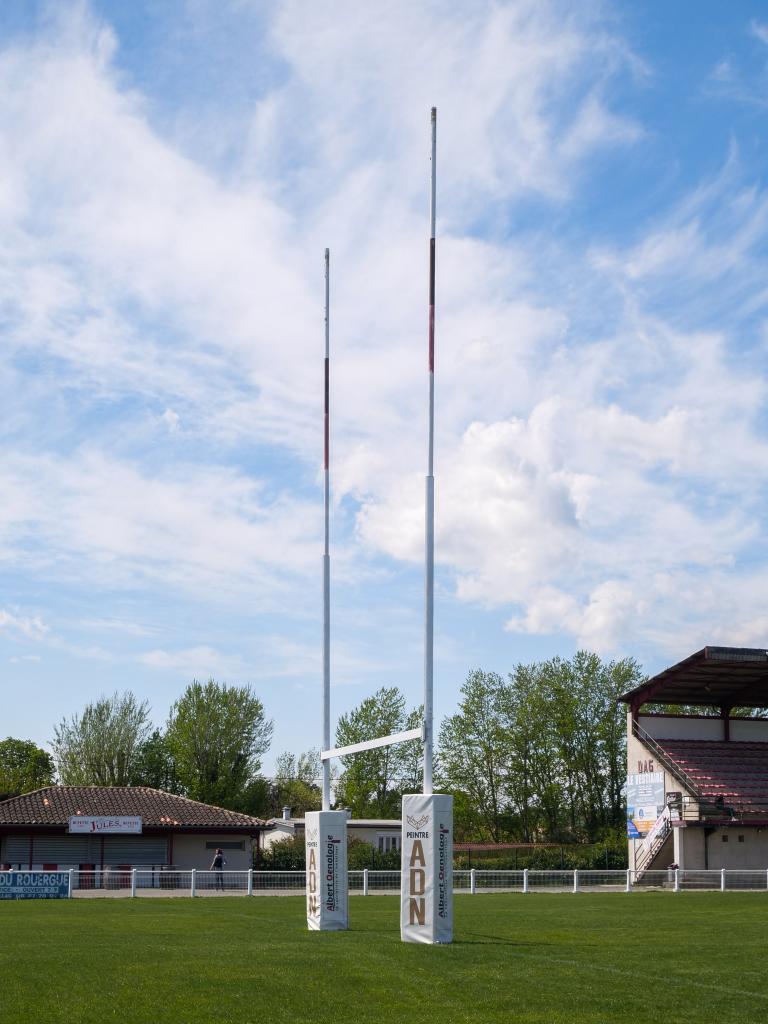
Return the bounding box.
[721,868,726,892]
[470,868,476,895]
[191,869,196,898]
[523,868,529,894]
[674,868,680,893]
[363,869,369,896]
[131,868,137,898]
[68,868,74,898]
[626,868,632,893]
[247,869,253,897]
[573,869,579,894]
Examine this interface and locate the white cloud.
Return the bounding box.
[0,609,49,640]
[138,645,244,677]
[0,449,320,600]
[2,1,767,672]
[79,618,160,637]
[160,409,181,433]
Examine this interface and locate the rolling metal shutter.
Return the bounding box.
[4,835,167,865]
[4,835,90,864]
[5,837,30,863]
[103,836,168,864]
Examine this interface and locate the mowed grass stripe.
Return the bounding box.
[2,893,766,1023]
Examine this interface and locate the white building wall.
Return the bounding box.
[262,821,402,851]
[703,827,768,870]
[261,824,294,850]
[730,719,768,741]
[639,714,768,742]
[171,833,253,870]
[639,715,724,741]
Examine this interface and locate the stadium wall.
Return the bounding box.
[674,825,768,870]
[639,714,768,743]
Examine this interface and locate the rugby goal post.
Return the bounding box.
[307,109,453,944]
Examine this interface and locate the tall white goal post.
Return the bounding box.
[399,107,453,946]
[305,247,349,932]
[306,109,453,944]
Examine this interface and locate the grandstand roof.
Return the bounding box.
[620,646,768,709]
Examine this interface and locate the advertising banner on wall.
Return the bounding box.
[0,871,70,900]
[626,772,665,837]
[68,816,142,834]
[400,793,453,945]
[305,810,348,931]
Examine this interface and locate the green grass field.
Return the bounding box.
[3,894,767,1023]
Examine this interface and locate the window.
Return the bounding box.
[722,835,729,843]
[738,835,745,843]
[205,841,245,851]
[377,834,401,853]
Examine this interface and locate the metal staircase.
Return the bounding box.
[634,807,672,876]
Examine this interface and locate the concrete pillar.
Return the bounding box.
[673,826,685,869]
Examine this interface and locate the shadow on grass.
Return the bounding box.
[457,934,560,947]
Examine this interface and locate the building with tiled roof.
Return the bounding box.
[0,786,265,873]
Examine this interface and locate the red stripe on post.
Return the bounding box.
[429,307,435,372]
[324,357,329,470]
[428,238,435,372]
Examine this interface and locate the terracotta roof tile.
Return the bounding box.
[0,787,265,830]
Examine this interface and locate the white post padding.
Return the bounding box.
[305,810,348,931]
[400,793,453,944]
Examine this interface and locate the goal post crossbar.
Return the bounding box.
[320,726,422,762]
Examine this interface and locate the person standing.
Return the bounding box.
[211,848,226,891]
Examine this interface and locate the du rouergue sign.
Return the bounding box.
[68,816,142,834]
[0,871,70,899]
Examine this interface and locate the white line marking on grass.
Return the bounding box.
[512,951,768,1002]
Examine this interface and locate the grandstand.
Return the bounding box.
[620,646,768,875]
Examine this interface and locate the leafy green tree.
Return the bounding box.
[438,654,643,845]
[438,671,510,842]
[502,664,555,842]
[238,777,272,819]
[271,749,322,817]
[129,729,182,793]
[0,737,55,798]
[334,687,422,817]
[166,679,273,809]
[52,692,151,786]
[537,652,641,837]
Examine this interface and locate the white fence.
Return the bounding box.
[3,867,761,897]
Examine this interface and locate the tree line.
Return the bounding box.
[0,651,641,844]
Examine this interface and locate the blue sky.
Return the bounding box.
[3,1,768,773]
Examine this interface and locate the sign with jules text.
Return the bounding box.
[305,810,348,931]
[400,793,453,945]
[68,816,142,834]
[0,871,70,900]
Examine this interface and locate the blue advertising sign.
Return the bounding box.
[0,871,70,900]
